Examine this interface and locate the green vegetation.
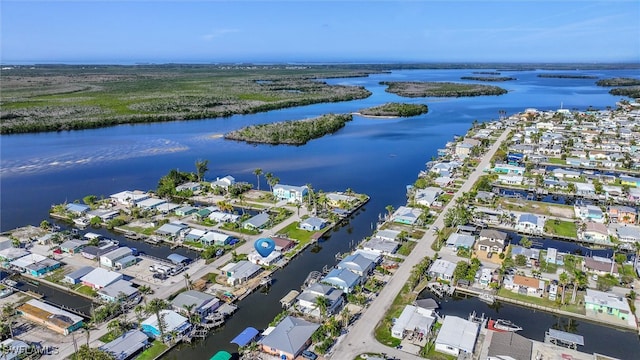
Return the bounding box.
[609,86,640,98]
[225,113,353,145]
[358,102,428,117]
[498,288,586,314]
[397,241,417,256]
[596,77,640,86]
[544,219,578,238]
[460,76,516,81]
[0,65,373,134]
[380,81,508,97]
[547,157,565,165]
[136,340,168,360]
[74,284,97,297]
[277,221,314,257]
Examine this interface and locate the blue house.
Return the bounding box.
[321,268,362,293]
[493,164,525,175]
[507,152,524,165]
[298,217,327,231]
[273,184,308,203]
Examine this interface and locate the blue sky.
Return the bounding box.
[2,1,639,64]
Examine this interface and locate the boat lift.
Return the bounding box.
[544,328,584,350]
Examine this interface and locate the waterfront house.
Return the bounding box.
[579,222,610,244]
[65,203,90,215]
[428,259,456,281]
[620,175,640,187]
[221,260,261,286]
[273,184,308,203]
[616,225,640,243]
[136,198,167,211]
[544,247,560,265]
[515,213,544,234]
[584,289,632,322]
[430,161,460,176]
[97,280,139,303]
[248,250,282,266]
[434,176,453,187]
[574,204,605,223]
[336,253,375,276]
[259,316,319,360]
[175,206,198,217]
[493,164,526,176]
[583,256,618,277]
[242,212,270,230]
[271,237,296,252]
[609,206,637,224]
[80,243,118,260]
[141,310,191,341]
[171,290,220,319]
[185,228,207,242]
[391,206,423,225]
[295,283,344,318]
[374,229,401,241]
[435,316,479,357]
[455,142,474,157]
[487,332,532,360]
[326,193,357,208]
[17,299,83,336]
[361,237,399,256]
[200,231,232,246]
[176,182,201,193]
[321,267,363,293]
[100,247,134,268]
[552,168,581,179]
[155,222,188,238]
[59,239,88,254]
[193,207,214,221]
[445,233,476,250]
[391,305,435,339]
[63,266,95,285]
[352,249,383,264]
[100,330,149,360]
[81,267,123,289]
[110,190,149,207]
[498,174,523,185]
[208,211,240,223]
[299,217,327,231]
[415,187,442,207]
[211,176,235,190]
[10,253,61,277]
[156,202,180,214]
[508,275,544,296]
[476,229,508,255]
[575,183,596,197]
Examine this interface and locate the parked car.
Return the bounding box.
[301,350,318,360]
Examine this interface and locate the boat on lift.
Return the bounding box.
[490,319,523,332]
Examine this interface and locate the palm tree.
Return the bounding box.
[107,319,122,336]
[559,272,569,305]
[265,172,274,192]
[571,270,588,304]
[385,205,395,219]
[340,306,351,328]
[134,304,146,325]
[0,304,14,339]
[217,200,234,213]
[305,183,314,208]
[195,159,209,182]
[146,298,169,342]
[295,202,301,216]
[138,285,153,305]
[253,168,263,191]
[184,273,192,290]
[182,303,196,324]
[315,296,330,320]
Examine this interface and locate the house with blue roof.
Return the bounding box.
[515,213,544,234]
[321,268,363,293]
[620,175,640,188]
[337,253,375,276]
[298,217,327,231]
[66,203,90,215]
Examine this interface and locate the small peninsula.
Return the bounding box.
[380,81,507,97]
[537,74,598,79]
[224,113,352,145]
[460,76,516,82]
[357,102,428,117]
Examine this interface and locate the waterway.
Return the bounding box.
[2,68,639,358]
[419,290,639,360]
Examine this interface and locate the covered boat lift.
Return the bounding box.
[230,326,259,347]
[545,328,584,349]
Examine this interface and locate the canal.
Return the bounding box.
[418,290,640,359]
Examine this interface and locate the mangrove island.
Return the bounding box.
[224,113,353,145]
[380,81,508,97]
[460,76,516,82]
[357,102,428,117]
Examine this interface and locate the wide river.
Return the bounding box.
[1,68,639,359]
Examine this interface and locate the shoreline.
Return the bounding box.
[351,112,399,119]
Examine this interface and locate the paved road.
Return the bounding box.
[329,128,511,360]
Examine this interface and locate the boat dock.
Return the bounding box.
[427,282,455,298]
[280,290,299,309]
[544,328,584,350]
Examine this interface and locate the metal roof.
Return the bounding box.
[167,253,190,264]
[230,327,259,347]
[547,328,584,346]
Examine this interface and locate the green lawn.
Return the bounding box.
[497,288,586,315]
[44,267,67,283]
[183,240,204,248]
[548,157,565,165]
[74,284,97,297]
[544,219,578,238]
[278,221,315,258]
[98,330,123,343]
[136,341,168,360]
[397,241,417,256]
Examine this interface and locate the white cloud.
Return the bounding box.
[201,29,239,42]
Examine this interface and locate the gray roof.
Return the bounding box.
[435,316,479,353]
[64,266,95,281]
[60,239,88,249]
[479,229,508,241]
[100,330,148,360]
[300,217,326,228]
[322,268,361,290]
[172,290,216,311]
[243,212,270,228]
[337,253,374,274]
[446,233,476,248]
[487,332,532,360]
[429,259,456,278]
[617,226,640,240]
[415,298,439,310]
[546,328,584,346]
[374,229,401,241]
[98,280,138,299]
[362,237,399,254]
[260,316,320,357]
[102,247,133,261]
[297,283,343,304]
[156,222,188,236]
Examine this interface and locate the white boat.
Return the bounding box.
[493,319,522,332]
[479,293,495,304]
[73,217,89,228]
[260,276,272,286]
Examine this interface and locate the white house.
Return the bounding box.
[415,187,442,207]
[428,259,456,281]
[435,316,479,357]
[391,305,435,339]
[295,283,344,318]
[515,213,544,234]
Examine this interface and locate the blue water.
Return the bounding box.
[2,68,640,358]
